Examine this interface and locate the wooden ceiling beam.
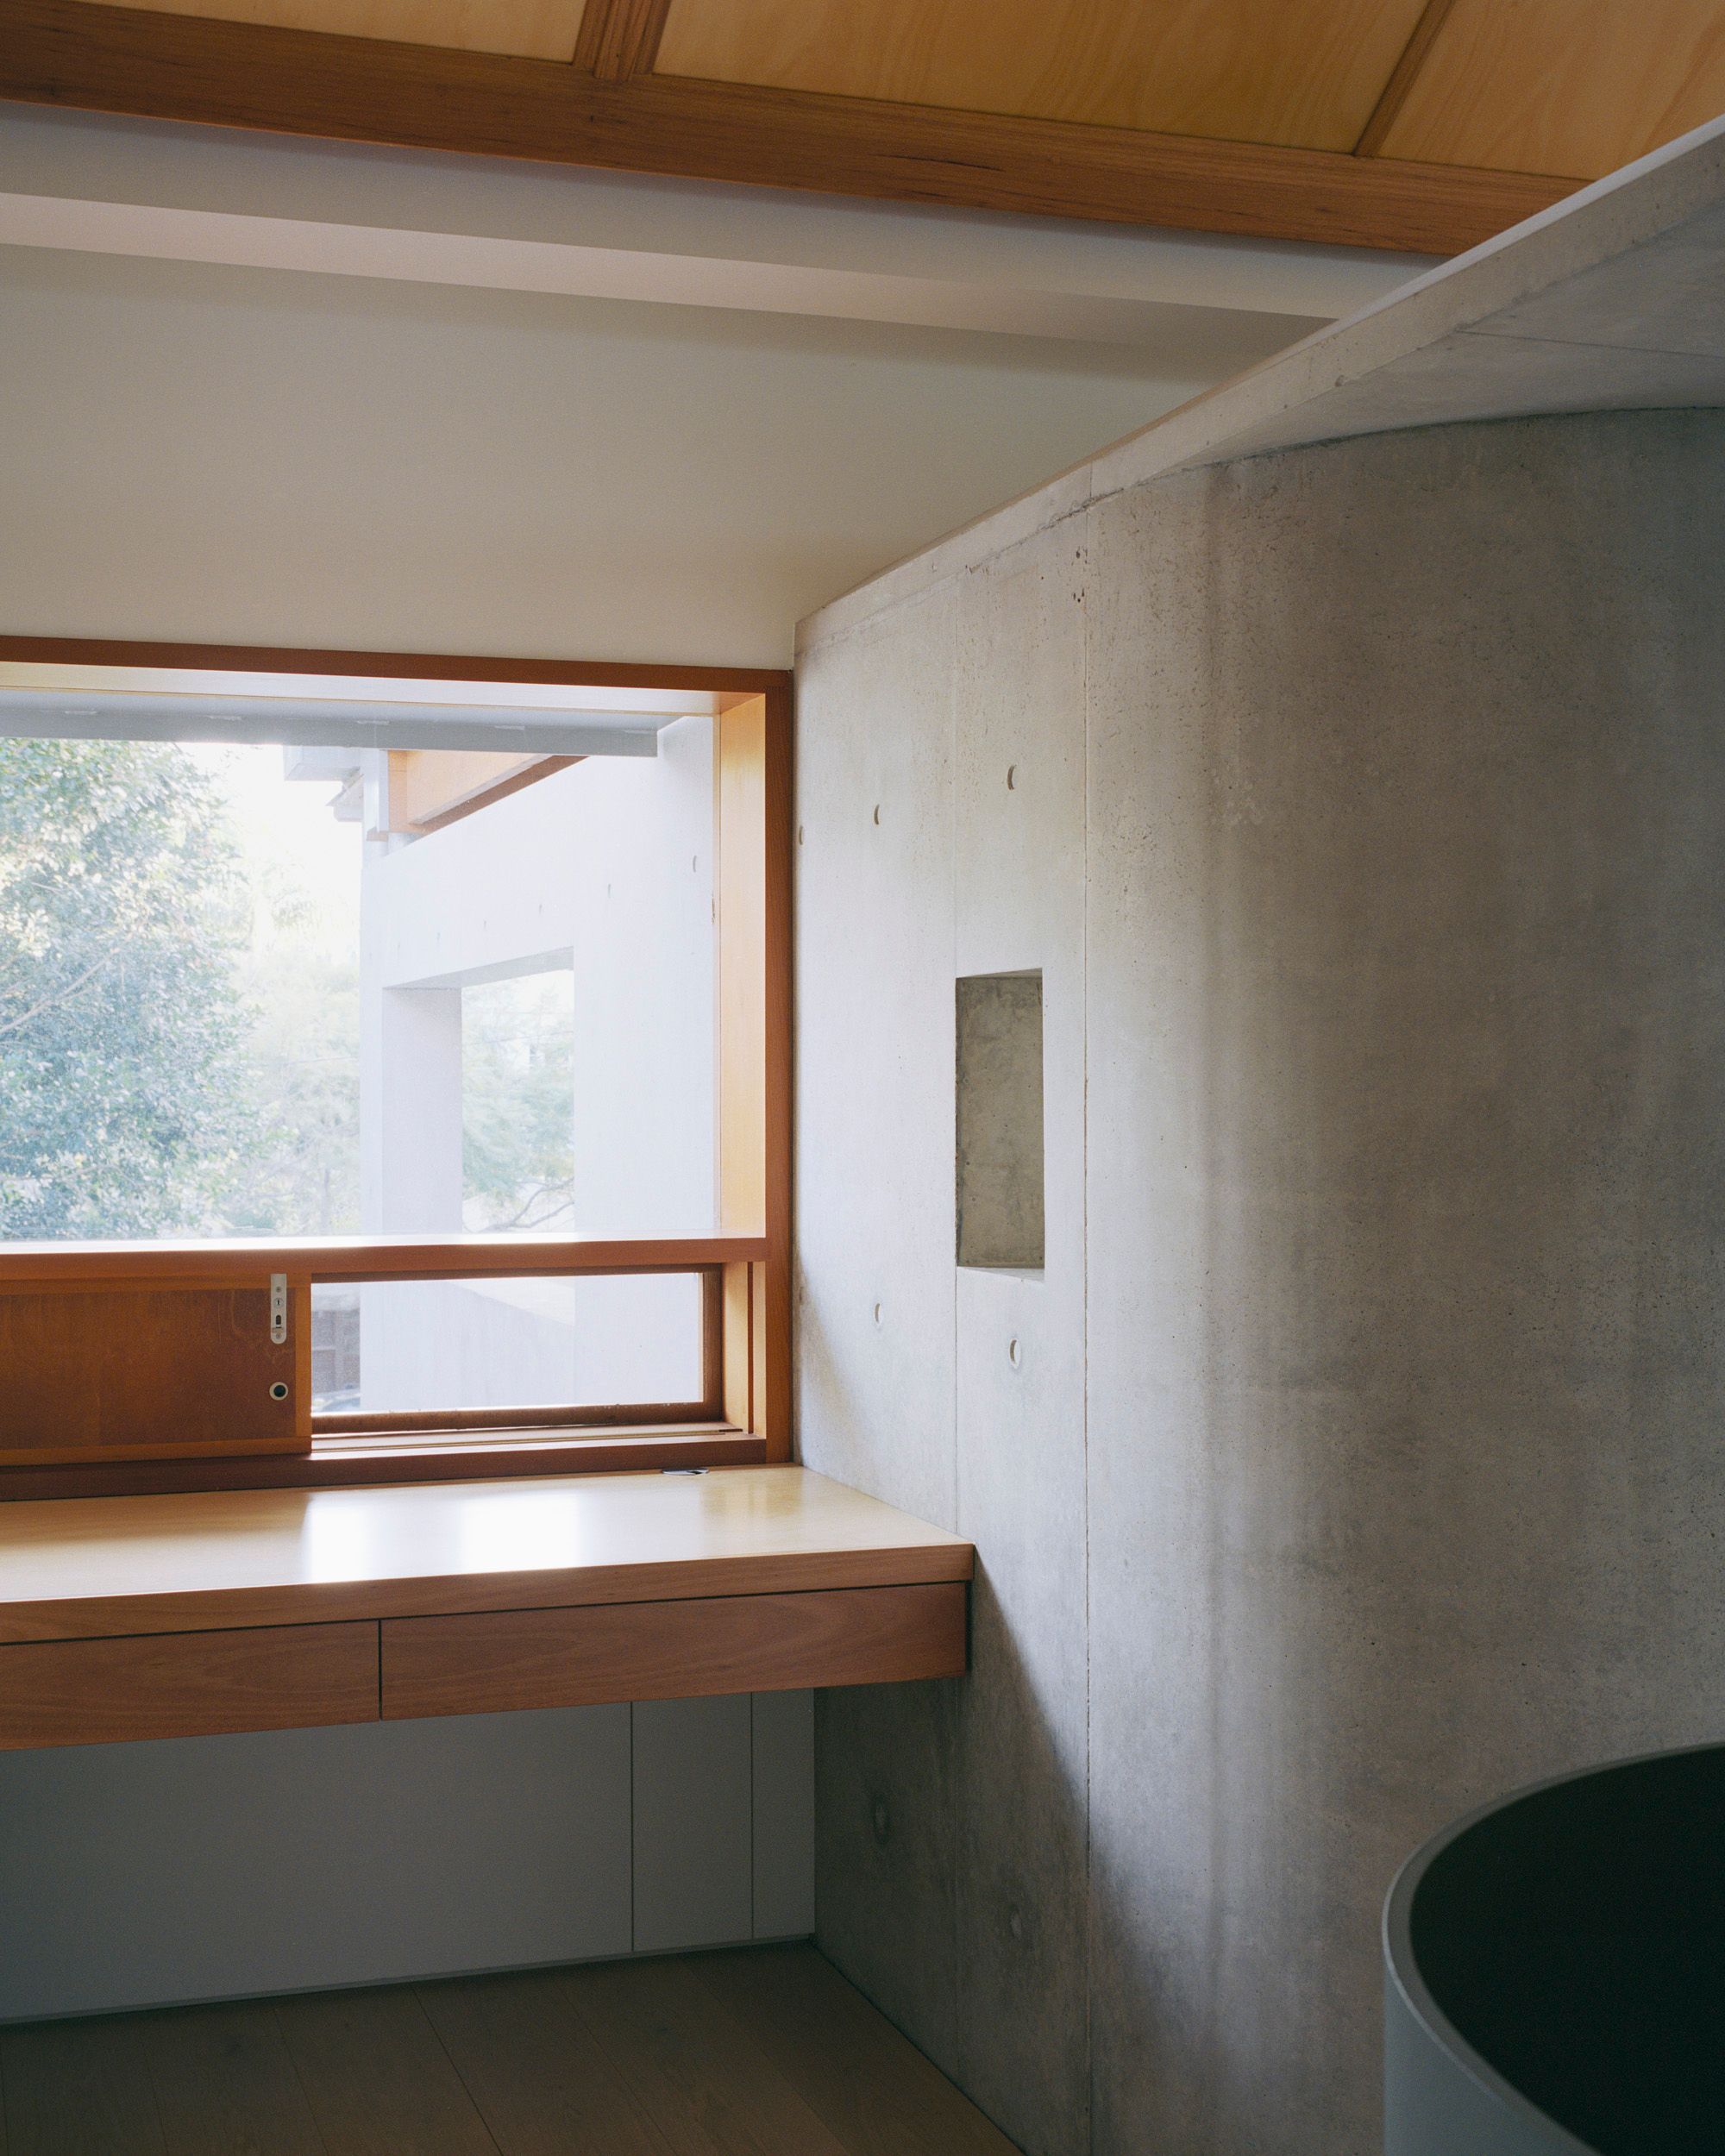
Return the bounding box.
[0,0,1571,253]
[1355,0,1461,157]
[571,0,672,84]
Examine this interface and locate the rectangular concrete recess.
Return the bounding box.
[956,970,1045,1269]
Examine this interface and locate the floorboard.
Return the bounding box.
[416,1970,672,2156]
[0,1949,1019,2156]
[561,1956,852,2156]
[142,2002,326,2156]
[0,2018,166,2156]
[694,1945,1020,2156]
[275,1986,500,2156]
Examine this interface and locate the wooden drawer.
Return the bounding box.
[0,1622,380,1748]
[381,1582,968,1720]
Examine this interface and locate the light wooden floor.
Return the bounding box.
[0,1945,1019,2156]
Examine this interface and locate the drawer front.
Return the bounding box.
[0,1622,380,1748]
[381,1583,968,1720]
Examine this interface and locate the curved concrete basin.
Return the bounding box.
[1384,1744,1725,2154]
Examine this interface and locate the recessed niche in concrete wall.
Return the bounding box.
[955,969,1044,1269]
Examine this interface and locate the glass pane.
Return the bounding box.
[0,737,361,1239]
[462,973,576,1232]
[0,723,718,1244]
[310,1273,704,1418]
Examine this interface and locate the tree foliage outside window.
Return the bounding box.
[0,736,361,1240]
[0,737,259,1238]
[218,938,360,1237]
[0,736,580,1247]
[461,971,577,1232]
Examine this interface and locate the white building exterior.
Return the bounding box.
[306,716,717,1413]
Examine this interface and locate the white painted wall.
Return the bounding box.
[0,245,1264,668]
[0,103,1427,670]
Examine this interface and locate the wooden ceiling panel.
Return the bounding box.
[654,0,1433,153]
[0,0,1576,253]
[88,0,592,60]
[1377,0,1725,178]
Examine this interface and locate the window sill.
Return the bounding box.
[0,1423,762,1503]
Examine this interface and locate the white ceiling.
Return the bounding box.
[0,106,1436,667]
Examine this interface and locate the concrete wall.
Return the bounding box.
[794,410,1725,2154]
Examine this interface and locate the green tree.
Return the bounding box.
[0,737,257,1238]
[462,973,577,1232]
[216,937,361,1237]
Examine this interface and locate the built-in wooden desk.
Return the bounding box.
[0,1466,972,1748]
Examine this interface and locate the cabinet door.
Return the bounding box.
[0,1286,308,1465]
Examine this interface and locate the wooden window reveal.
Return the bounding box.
[0,641,792,1498]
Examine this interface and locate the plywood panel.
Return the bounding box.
[91,0,592,60]
[1378,0,1725,179]
[656,0,1431,151]
[381,1582,968,1717]
[0,6,1562,251]
[0,1622,379,1747]
[574,0,673,78]
[0,1287,303,1465]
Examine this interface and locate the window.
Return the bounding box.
[0,642,789,1496]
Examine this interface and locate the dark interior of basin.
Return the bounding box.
[1409,1745,1725,2154]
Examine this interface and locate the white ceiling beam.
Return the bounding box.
[0,106,1434,345]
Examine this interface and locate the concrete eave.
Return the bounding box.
[798,112,1725,653]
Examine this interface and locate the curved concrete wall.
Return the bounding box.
[794,410,1725,2154]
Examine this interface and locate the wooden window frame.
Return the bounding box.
[0,636,792,1501]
